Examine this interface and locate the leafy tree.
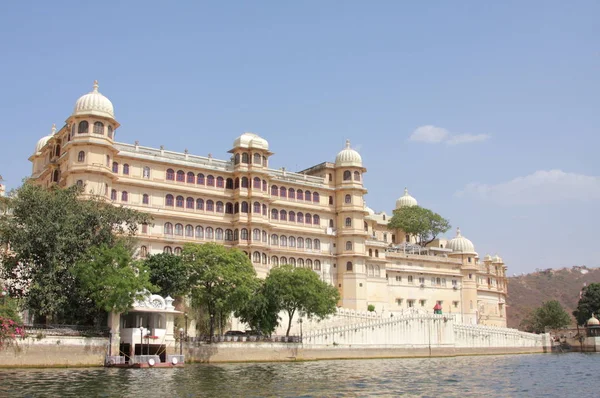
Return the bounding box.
[0,183,150,324]
[265,264,340,337]
[387,205,450,247]
[182,243,257,340]
[145,253,191,297]
[520,300,571,333]
[573,283,600,326]
[235,280,280,336]
[72,242,155,313]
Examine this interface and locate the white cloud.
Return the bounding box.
[456,170,600,205]
[409,125,490,145]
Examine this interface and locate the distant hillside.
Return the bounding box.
[507,266,600,329]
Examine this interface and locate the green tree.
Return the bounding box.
[265,264,340,337]
[182,243,257,340]
[387,206,450,247]
[145,253,191,297]
[235,280,280,336]
[72,242,155,313]
[0,183,150,324]
[520,300,571,333]
[573,283,600,326]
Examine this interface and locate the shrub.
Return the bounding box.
[0,316,26,349]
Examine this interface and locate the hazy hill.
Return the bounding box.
[507,266,600,329]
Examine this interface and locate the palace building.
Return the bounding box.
[28,81,508,327]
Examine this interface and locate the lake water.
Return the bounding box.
[0,353,597,397]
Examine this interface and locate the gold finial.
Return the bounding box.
[51,123,56,134]
[345,139,351,149]
[93,80,99,92]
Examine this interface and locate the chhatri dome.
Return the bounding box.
[34,124,56,155]
[233,132,269,151]
[396,187,418,208]
[587,314,600,326]
[335,140,362,167]
[446,227,477,255]
[73,80,115,119]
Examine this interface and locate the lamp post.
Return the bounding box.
[184,313,188,340]
[179,327,184,356]
[139,326,144,358]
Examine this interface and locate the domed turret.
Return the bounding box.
[364,203,375,216]
[73,80,115,119]
[395,187,418,208]
[484,254,493,262]
[492,255,503,263]
[335,140,362,167]
[232,132,269,150]
[447,227,476,254]
[587,314,600,326]
[34,124,56,155]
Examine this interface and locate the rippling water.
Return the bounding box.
[0,353,598,397]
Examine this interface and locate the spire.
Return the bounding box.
[93,80,99,93]
[51,123,56,134]
[345,139,350,149]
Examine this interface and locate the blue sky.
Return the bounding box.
[0,1,598,274]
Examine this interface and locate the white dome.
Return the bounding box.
[34,124,56,155]
[364,204,375,215]
[73,80,115,119]
[335,140,362,167]
[492,255,503,263]
[587,315,600,326]
[447,227,477,254]
[233,132,269,151]
[396,187,418,208]
[484,254,493,262]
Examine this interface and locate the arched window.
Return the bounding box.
[78,121,88,134]
[166,169,175,181]
[242,153,249,163]
[271,209,278,220]
[253,202,261,213]
[165,194,174,206]
[306,259,313,269]
[51,169,60,183]
[313,214,320,225]
[262,204,267,215]
[216,176,224,188]
[207,175,215,186]
[346,261,353,271]
[121,191,128,202]
[297,213,304,223]
[205,227,214,239]
[234,178,240,189]
[313,192,320,203]
[329,219,334,228]
[197,173,205,185]
[306,238,312,249]
[354,171,361,181]
[142,194,149,204]
[175,224,183,236]
[106,155,110,166]
[164,222,173,235]
[206,200,214,211]
[280,210,287,221]
[314,239,320,250]
[123,164,129,175]
[253,153,261,164]
[241,177,249,188]
[253,252,260,263]
[345,194,351,204]
[226,178,234,189]
[343,170,351,180]
[272,256,279,266]
[271,234,278,245]
[107,125,113,139]
[253,177,261,189]
[185,225,194,237]
[262,253,267,264]
[163,246,173,254]
[289,237,296,247]
[314,260,321,271]
[328,196,333,205]
[241,228,249,240]
[289,257,296,267]
[196,198,204,210]
[225,202,233,214]
[262,231,267,242]
[297,237,304,249]
[280,256,287,264]
[289,211,296,222]
[77,151,85,162]
[70,123,76,139]
[174,247,182,256]
[93,121,104,134]
[225,229,233,241]
[369,249,373,257]
[345,217,352,227]
[271,185,278,196]
[216,228,224,240]
[305,213,312,224]
[375,249,379,257]
[253,229,260,241]
[195,226,204,239]
[76,180,83,188]
[216,201,224,213]
[289,188,295,199]
[241,201,249,213]
[143,167,150,179]
[140,246,148,258]
[297,190,304,200]
[305,191,311,201]
[176,170,185,182]
[112,162,119,173]
[298,258,304,267]
[234,229,239,240]
[186,197,194,209]
[280,235,287,247]
[234,202,240,213]
[280,186,286,198]
[110,189,117,201]
[346,241,352,250]
[234,153,240,164]
[176,196,184,208]
[187,172,195,183]
[364,221,368,232]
